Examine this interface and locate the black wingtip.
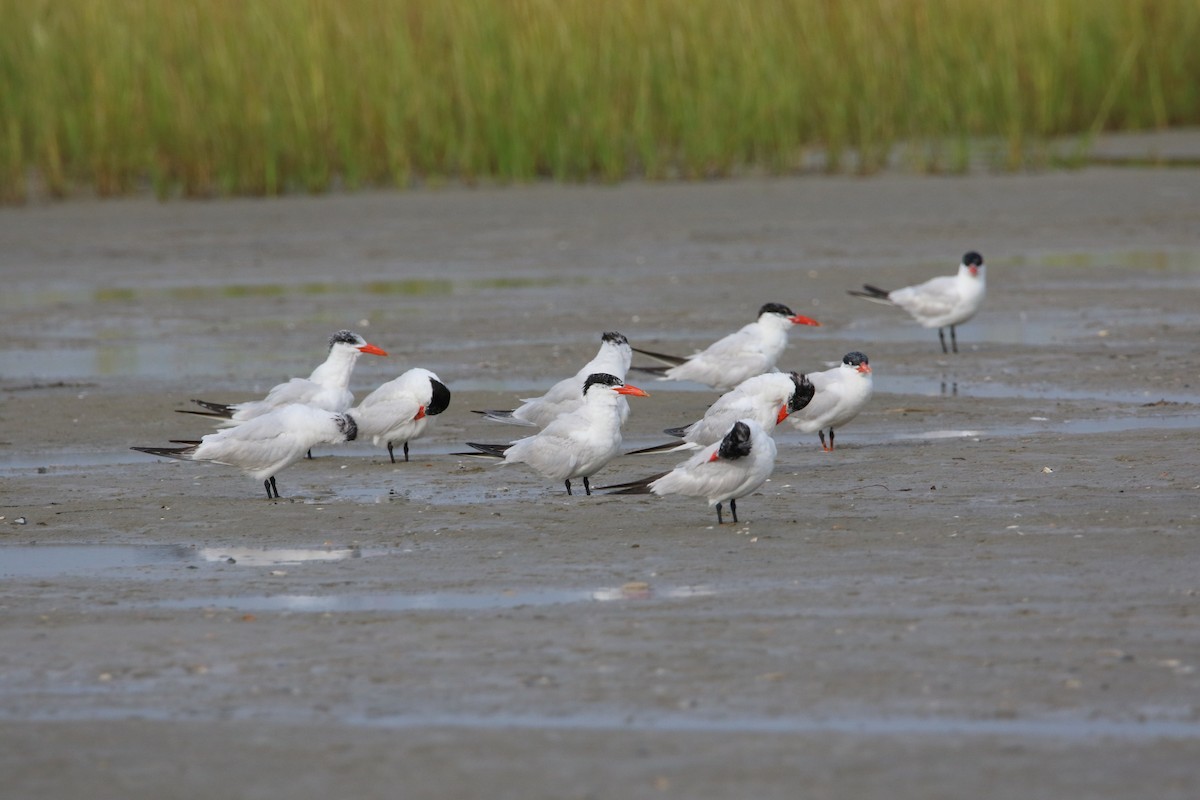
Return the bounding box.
[461,442,513,458]
[630,346,688,367]
[189,399,236,417]
[847,284,891,300]
[625,441,682,456]
[131,445,194,459]
[597,471,671,495]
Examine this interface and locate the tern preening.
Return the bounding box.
[351,368,451,463]
[459,373,648,496]
[181,330,388,425]
[631,303,820,391]
[628,370,813,455]
[473,331,632,428]
[787,352,873,451]
[848,251,986,353]
[133,404,358,499]
[602,419,777,525]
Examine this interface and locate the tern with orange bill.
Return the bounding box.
[459,373,648,496]
[631,303,820,391]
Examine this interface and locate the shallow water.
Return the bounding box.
[0,543,378,577]
[148,584,714,612]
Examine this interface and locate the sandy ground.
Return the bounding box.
[1,156,1199,798]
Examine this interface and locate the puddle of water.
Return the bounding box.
[877,372,1199,405]
[344,710,1200,742]
[0,544,195,578]
[152,584,715,613]
[197,546,367,566]
[5,705,1195,742]
[0,544,384,578]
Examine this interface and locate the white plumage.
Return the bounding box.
[474,331,632,428]
[631,303,820,391]
[185,330,388,425]
[849,252,986,353]
[352,368,451,463]
[134,404,359,498]
[464,373,648,496]
[606,419,777,525]
[630,370,813,455]
[787,352,873,450]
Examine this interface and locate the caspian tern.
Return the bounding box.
[181,330,388,425]
[628,370,814,455]
[787,352,873,451]
[473,331,632,427]
[351,368,451,463]
[631,303,821,391]
[133,404,358,499]
[602,419,777,525]
[460,372,648,496]
[848,251,986,353]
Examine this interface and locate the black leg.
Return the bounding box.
[730,498,738,523]
[818,430,828,451]
[583,476,592,496]
[564,479,573,496]
[950,325,958,353]
[306,449,313,460]
[403,441,410,462]
[716,502,724,524]
[265,476,279,499]
[264,478,272,499]
[387,443,396,463]
[938,327,948,354]
[829,428,835,451]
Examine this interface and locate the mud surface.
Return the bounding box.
[2,164,1199,799]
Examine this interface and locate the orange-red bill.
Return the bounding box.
[776,404,790,425]
[413,406,426,421]
[616,384,649,397]
[789,315,821,327]
[708,452,720,462]
[857,364,872,374]
[359,343,388,356]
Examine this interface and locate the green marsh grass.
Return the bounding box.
[1,0,1198,201]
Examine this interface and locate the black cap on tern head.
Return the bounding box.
[601,331,628,346]
[427,378,452,416]
[582,372,623,396]
[338,413,359,442]
[843,352,869,367]
[717,421,754,461]
[787,371,816,413]
[963,251,984,267]
[758,302,796,318]
[329,330,364,349]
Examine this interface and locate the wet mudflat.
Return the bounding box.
[1,161,1199,799]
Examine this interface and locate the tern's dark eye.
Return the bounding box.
[843,351,868,367]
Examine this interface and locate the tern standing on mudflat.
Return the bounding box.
[629,370,813,455]
[182,330,388,424]
[133,404,358,499]
[473,331,632,427]
[461,373,648,496]
[848,252,985,353]
[631,303,820,391]
[603,419,777,525]
[352,368,451,463]
[788,352,873,451]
